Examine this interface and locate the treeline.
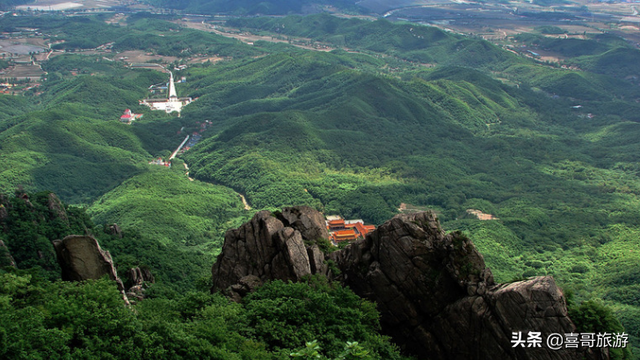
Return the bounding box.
[513,32,640,81]
[0,0,31,10]
[226,14,640,102]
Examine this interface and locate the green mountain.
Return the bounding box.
[175,16,640,354]
[0,75,153,204]
[2,12,640,358]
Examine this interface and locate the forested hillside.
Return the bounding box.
[2,12,640,358]
[88,166,248,253]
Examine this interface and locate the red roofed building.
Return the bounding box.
[328,219,346,231]
[326,215,377,245]
[331,229,358,243]
[354,222,376,237]
[120,109,143,124]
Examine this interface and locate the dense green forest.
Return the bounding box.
[0,190,215,292]
[2,12,640,358]
[180,15,640,355]
[227,14,521,68]
[0,15,262,56]
[0,268,406,359]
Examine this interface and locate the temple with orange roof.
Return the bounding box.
[327,219,346,231]
[326,215,376,244]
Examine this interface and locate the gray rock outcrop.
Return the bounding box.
[211,210,315,297]
[0,239,16,268]
[47,193,68,224]
[126,266,155,302]
[279,206,330,241]
[53,235,130,305]
[109,224,123,239]
[211,207,608,360]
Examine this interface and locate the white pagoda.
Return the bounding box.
[139,71,192,115]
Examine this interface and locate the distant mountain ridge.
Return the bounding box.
[151,0,365,15]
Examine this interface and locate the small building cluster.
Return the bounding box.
[0,82,14,94]
[120,109,143,124]
[149,158,171,167]
[175,120,211,154]
[325,215,376,245]
[182,133,202,152]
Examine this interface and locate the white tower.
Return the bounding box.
[168,71,177,99]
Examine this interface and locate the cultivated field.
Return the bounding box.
[115,50,178,64]
[0,64,45,80]
[0,40,47,56]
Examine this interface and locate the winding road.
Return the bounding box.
[182,162,251,210]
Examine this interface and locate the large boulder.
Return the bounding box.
[211,210,314,297]
[53,235,129,305]
[279,206,330,242]
[429,276,590,360]
[53,235,119,282]
[108,224,123,239]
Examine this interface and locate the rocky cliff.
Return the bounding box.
[211,207,607,360]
